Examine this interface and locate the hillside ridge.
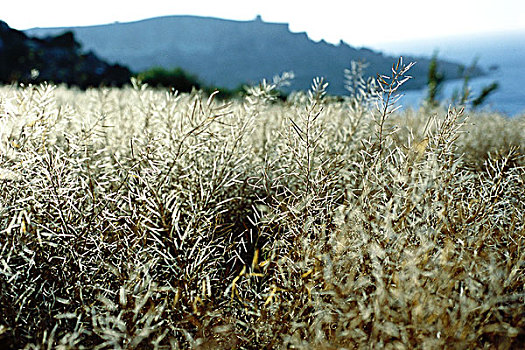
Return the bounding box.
[25,15,482,94]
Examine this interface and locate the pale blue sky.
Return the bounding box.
[3,0,524,46]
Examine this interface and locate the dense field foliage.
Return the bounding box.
[0,62,524,349]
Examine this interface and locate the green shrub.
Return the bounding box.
[136,66,202,92]
[425,51,445,107]
[428,53,499,110]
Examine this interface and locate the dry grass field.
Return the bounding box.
[0,61,524,349]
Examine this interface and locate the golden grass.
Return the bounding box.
[0,70,523,348]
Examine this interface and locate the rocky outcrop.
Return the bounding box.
[0,20,131,88]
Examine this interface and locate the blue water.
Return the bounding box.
[373,30,525,116]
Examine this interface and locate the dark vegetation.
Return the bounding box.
[136,66,202,92]
[0,21,130,88]
[135,66,250,99]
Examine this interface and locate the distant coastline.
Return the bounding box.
[374,30,525,116]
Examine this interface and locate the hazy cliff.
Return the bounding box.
[25,15,481,94]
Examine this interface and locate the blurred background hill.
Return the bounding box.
[23,15,477,94]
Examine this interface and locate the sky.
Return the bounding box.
[2,0,524,47]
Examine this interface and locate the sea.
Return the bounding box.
[373,30,525,117]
